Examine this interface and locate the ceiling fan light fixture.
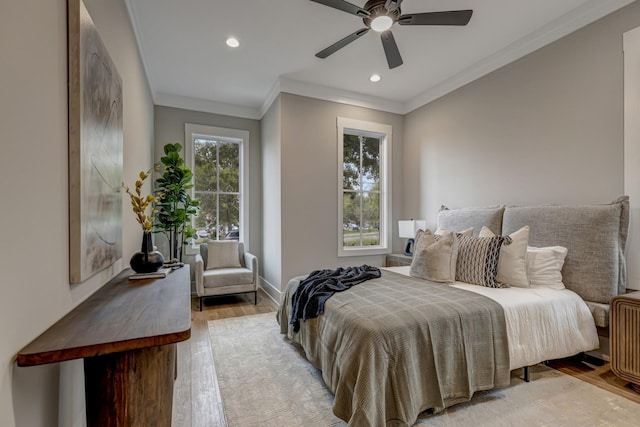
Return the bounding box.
[226,37,240,48]
[369,74,381,82]
[370,15,393,32]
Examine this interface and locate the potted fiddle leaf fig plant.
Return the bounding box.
[154,143,200,264]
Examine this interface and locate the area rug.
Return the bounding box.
[209,313,640,427]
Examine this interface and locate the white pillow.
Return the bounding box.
[206,241,241,270]
[479,226,530,288]
[526,246,568,289]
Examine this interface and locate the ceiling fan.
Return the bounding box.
[311,0,473,69]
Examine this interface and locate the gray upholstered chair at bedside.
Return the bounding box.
[194,241,258,311]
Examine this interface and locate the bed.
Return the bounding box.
[383,266,599,371]
[276,196,629,427]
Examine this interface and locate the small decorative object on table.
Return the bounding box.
[129,267,172,280]
[124,169,164,273]
[130,232,165,274]
[398,219,427,256]
[163,260,184,269]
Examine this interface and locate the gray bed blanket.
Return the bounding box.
[277,270,510,427]
[290,265,381,331]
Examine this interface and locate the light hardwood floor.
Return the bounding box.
[172,290,640,426]
[172,290,278,427]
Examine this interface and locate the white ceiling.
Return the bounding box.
[124,0,635,119]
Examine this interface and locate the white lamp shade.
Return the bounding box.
[398,220,427,238]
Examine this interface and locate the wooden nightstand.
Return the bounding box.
[610,291,640,393]
[386,253,412,267]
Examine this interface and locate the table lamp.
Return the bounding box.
[398,219,427,256]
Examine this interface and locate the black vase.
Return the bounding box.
[130,233,165,273]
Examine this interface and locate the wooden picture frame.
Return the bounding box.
[68,0,123,283]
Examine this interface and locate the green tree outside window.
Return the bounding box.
[193,137,240,242]
[342,133,381,247]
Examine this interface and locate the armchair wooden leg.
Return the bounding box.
[254,291,257,305]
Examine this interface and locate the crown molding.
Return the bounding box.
[259,77,405,117]
[260,79,283,118]
[123,0,157,101]
[155,93,262,120]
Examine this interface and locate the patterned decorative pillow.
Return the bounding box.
[456,235,508,288]
[409,229,458,283]
[479,226,530,288]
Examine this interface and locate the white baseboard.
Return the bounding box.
[259,276,281,307]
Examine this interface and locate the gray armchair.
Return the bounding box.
[194,241,258,311]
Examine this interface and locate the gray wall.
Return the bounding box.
[262,93,405,295]
[154,106,262,292]
[0,0,155,426]
[260,97,283,298]
[403,1,640,229]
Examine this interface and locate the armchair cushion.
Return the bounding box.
[202,267,254,289]
[206,241,241,270]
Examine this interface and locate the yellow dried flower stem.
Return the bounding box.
[123,169,157,233]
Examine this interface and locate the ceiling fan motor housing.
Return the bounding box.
[363,0,401,28]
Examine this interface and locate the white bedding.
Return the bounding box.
[382,266,599,370]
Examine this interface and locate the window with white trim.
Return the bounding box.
[337,117,392,256]
[185,124,249,246]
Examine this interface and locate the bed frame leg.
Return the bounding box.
[523,366,530,382]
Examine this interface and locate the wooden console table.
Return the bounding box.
[17,266,192,426]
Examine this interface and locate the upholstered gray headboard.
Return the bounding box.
[437,205,504,236]
[501,197,629,302]
[437,196,629,327]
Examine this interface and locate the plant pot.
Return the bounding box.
[130,233,165,273]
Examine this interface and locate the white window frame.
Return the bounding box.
[184,123,250,251]
[337,117,392,257]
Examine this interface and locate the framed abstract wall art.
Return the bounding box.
[68,0,123,283]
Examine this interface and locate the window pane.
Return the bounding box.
[343,192,361,246]
[342,191,380,248]
[218,194,239,240]
[361,137,380,191]
[194,139,217,192]
[361,191,380,246]
[218,141,239,192]
[193,192,217,241]
[343,133,360,190]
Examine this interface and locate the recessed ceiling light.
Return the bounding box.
[370,74,381,82]
[226,37,240,48]
[370,15,393,32]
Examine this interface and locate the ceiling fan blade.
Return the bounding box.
[380,30,403,69]
[316,28,370,59]
[310,0,370,18]
[398,10,473,26]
